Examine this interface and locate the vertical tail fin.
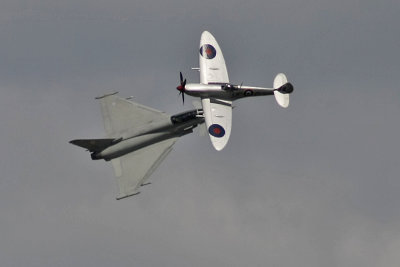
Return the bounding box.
[273,73,292,108]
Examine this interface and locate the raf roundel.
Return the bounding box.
[244,90,254,96]
[208,124,225,138]
[200,44,217,59]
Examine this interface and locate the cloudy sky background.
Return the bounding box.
[1,0,400,266]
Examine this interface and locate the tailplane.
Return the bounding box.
[69,138,116,152]
[273,73,293,108]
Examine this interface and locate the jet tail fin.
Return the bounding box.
[69,138,116,152]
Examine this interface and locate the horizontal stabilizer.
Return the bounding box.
[69,138,117,152]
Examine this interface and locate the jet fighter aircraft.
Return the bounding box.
[70,92,204,199]
[177,31,294,151]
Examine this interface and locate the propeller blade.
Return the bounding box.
[177,72,186,105]
[180,72,183,84]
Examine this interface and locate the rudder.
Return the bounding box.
[273,73,292,108]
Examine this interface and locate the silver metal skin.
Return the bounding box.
[183,83,277,100]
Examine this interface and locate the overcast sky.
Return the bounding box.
[1,0,400,266]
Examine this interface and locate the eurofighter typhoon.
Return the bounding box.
[70,92,204,199]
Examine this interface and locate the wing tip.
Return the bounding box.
[201,30,217,43]
[201,30,212,36]
[209,136,229,151]
[116,191,140,200]
[95,91,119,99]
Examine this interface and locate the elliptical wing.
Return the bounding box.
[199,31,229,84]
[201,98,232,151]
[199,31,232,150]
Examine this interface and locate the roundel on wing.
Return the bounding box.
[208,124,225,138]
[200,44,216,59]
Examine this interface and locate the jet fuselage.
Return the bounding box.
[91,109,203,161]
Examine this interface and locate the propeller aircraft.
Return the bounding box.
[177,31,294,151]
[70,31,294,199]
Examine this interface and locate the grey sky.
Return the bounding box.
[1,0,400,266]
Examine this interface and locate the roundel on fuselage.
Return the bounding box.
[208,124,225,138]
[200,44,216,59]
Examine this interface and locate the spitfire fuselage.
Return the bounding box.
[183,83,277,101]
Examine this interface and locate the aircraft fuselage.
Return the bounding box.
[182,83,292,101]
[91,109,204,161]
